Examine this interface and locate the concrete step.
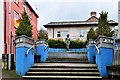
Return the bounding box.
[45,61,89,63]
[48,52,87,59]
[26,72,100,76]
[32,63,97,68]
[23,63,101,79]
[46,58,88,61]
[23,75,102,79]
[29,67,98,72]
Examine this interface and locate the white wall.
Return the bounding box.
[47,25,115,41]
[48,26,90,40]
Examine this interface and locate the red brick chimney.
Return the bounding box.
[90,11,96,17]
[87,11,98,22]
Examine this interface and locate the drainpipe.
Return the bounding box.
[8,0,12,70]
[53,27,54,38]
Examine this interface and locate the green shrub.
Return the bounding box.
[48,39,88,48]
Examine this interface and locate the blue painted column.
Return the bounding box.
[95,36,114,77]
[87,40,96,63]
[15,35,34,76]
[36,40,48,62]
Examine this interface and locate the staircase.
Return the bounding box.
[23,52,101,79]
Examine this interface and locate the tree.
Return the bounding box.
[96,11,114,37]
[87,27,96,40]
[38,29,48,40]
[15,11,32,37]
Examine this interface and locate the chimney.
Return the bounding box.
[90,11,96,17]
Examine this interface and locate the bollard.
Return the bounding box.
[36,40,48,62]
[15,35,34,76]
[95,36,114,77]
[87,39,96,63]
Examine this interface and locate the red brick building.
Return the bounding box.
[4,0,39,54]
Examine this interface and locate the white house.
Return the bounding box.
[44,11,118,41]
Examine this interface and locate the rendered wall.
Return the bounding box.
[96,48,113,77]
[16,47,34,76]
[37,45,48,62]
[87,46,96,63]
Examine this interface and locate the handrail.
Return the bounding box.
[95,45,100,54]
[26,45,35,56]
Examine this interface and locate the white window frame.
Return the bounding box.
[14,0,18,4]
[23,2,26,11]
[14,11,19,20]
[30,10,32,18]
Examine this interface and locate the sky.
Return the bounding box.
[27,0,119,30]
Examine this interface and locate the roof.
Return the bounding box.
[87,16,98,22]
[44,20,118,28]
[25,0,39,18]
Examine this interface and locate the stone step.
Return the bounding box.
[48,52,87,59]
[26,72,100,76]
[23,62,101,79]
[32,63,97,68]
[45,61,89,63]
[29,67,98,72]
[47,58,88,61]
[23,75,102,79]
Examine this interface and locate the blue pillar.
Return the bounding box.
[95,36,114,77]
[15,35,34,76]
[36,40,48,62]
[87,40,96,63]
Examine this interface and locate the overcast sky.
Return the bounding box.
[27,0,119,30]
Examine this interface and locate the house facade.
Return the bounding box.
[44,11,118,41]
[4,0,39,54]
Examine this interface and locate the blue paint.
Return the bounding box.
[96,48,113,77]
[37,45,48,62]
[16,47,34,76]
[87,46,96,63]
[48,48,87,53]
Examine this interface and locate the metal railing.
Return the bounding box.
[113,39,120,65]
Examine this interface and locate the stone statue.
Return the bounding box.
[65,34,70,51]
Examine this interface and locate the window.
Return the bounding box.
[57,31,61,37]
[80,30,88,38]
[23,2,26,11]
[61,31,68,37]
[14,11,19,20]
[14,11,19,28]
[30,10,32,18]
[57,31,68,38]
[14,0,18,4]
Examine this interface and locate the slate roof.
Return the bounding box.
[44,20,118,28]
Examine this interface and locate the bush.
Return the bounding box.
[48,39,66,48]
[48,39,88,48]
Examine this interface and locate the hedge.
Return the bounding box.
[48,39,88,48]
